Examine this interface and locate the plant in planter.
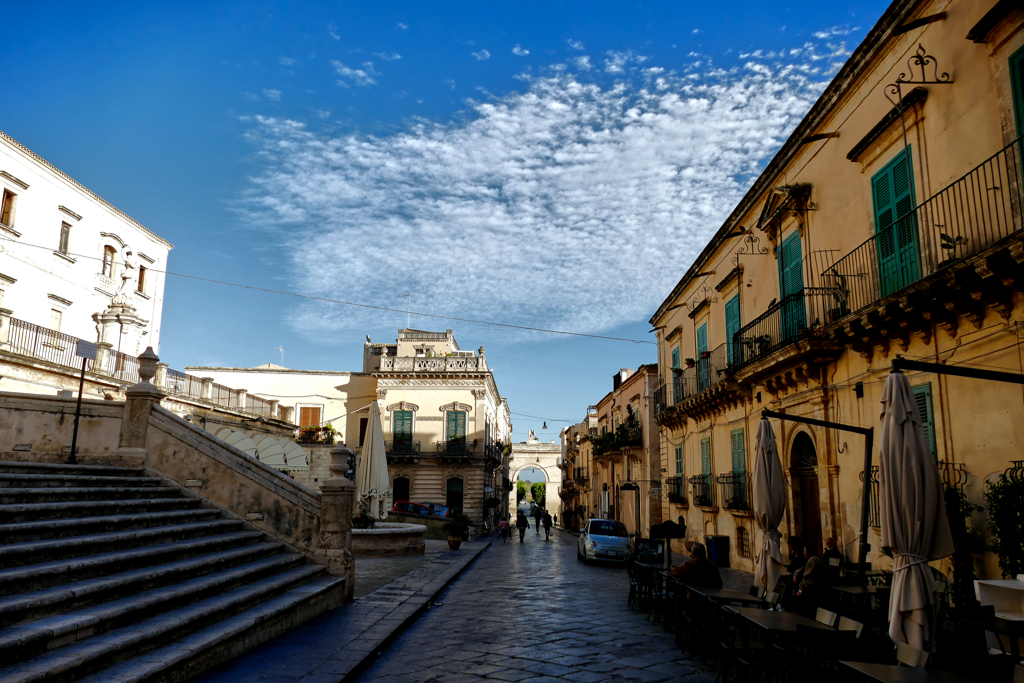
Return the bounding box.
[694,494,712,507]
[985,472,1024,578]
[443,512,472,549]
[684,358,696,368]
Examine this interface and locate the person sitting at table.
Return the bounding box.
[789,550,831,617]
[822,537,844,579]
[670,541,722,589]
[786,536,806,575]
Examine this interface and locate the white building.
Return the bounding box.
[0,129,172,361]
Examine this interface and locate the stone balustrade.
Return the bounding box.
[379,355,486,372]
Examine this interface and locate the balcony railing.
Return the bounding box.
[716,472,751,511]
[823,136,1024,319]
[247,394,274,419]
[732,288,836,369]
[665,476,687,506]
[573,466,589,483]
[386,440,421,456]
[688,474,715,508]
[379,356,483,372]
[436,440,472,457]
[859,466,881,528]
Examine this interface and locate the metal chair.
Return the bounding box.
[896,642,929,667]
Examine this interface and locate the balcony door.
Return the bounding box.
[696,323,709,391]
[725,295,740,366]
[872,148,919,297]
[446,410,467,454]
[393,410,413,455]
[778,231,805,342]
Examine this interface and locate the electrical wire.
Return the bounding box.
[0,236,655,345]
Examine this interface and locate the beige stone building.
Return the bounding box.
[651,0,1024,577]
[194,329,513,529]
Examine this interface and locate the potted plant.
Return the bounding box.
[443,512,472,549]
[684,358,696,368]
[700,351,712,359]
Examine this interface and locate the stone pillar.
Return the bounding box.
[268,399,280,420]
[95,342,113,376]
[116,347,164,460]
[0,308,12,351]
[237,389,248,412]
[154,362,168,389]
[315,443,356,603]
[200,377,214,401]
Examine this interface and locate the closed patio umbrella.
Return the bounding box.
[356,402,392,520]
[753,417,787,592]
[879,370,953,650]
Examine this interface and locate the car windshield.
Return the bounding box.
[589,520,629,537]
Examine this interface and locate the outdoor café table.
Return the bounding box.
[688,586,767,607]
[959,612,1024,659]
[839,661,979,683]
[724,606,833,635]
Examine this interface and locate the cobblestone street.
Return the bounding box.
[357,530,711,683]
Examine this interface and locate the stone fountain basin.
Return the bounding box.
[351,521,427,557]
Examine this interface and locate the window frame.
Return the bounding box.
[0,189,16,228]
[58,222,72,254]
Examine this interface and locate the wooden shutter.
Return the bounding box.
[393,411,412,439]
[299,406,321,428]
[912,383,937,459]
[696,324,709,390]
[671,347,680,368]
[725,296,740,365]
[873,149,918,296]
[447,411,466,440]
[1,191,12,226]
[1010,45,1024,138]
[779,232,804,298]
[701,437,711,475]
[731,429,745,474]
[675,444,683,475]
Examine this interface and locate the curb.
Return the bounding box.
[339,541,491,682]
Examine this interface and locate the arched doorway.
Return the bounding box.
[393,476,410,503]
[446,477,464,512]
[791,432,822,556]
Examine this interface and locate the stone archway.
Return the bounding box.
[508,431,563,523]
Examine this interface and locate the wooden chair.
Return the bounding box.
[896,642,929,667]
[815,608,838,627]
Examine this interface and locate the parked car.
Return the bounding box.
[420,502,453,517]
[391,501,437,517]
[577,518,632,564]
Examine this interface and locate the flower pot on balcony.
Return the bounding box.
[684,359,696,368]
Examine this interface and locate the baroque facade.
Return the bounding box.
[651,0,1024,578]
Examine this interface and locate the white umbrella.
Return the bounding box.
[753,417,787,592]
[356,402,392,520]
[879,371,954,650]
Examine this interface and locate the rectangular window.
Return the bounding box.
[696,323,709,391]
[778,232,806,341]
[671,346,681,403]
[136,266,146,293]
[701,437,712,476]
[446,410,466,441]
[725,295,740,366]
[872,147,918,296]
[58,223,71,254]
[393,410,413,441]
[49,309,62,332]
[912,383,937,459]
[298,406,322,428]
[1010,45,1024,138]
[730,429,746,473]
[674,444,683,476]
[0,190,15,227]
[359,417,369,447]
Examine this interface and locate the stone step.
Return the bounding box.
[0,530,265,596]
[0,462,147,478]
[0,565,330,683]
[74,576,346,683]
[0,498,202,523]
[0,487,182,505]
[0,509,221,544]
[0,519,245,570]
[0,473,165,490]
[0,541,285,627]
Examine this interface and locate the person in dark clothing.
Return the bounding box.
[534,508,543,534]
[790,548,831,618]
[786,536,807,574]
[516,512,530,542]
[542,512,553,540]
[822,537,844,579]
[669,542,723,589]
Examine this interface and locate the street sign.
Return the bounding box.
[75,340,97,360]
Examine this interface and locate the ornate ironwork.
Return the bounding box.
[1005,460,1024,483]
[687,283,718,312]
[731,232,769,267]
[882,44,953,157]
[937,460,967,493]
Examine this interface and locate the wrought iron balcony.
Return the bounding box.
[688,474,716,509]
[665,476,687,506]
[436,440,472,457]
[822,136,1024,326]
[386,440,420,457]
[573,466,590,484]
[731,288,838,369]
[716,472,751,512]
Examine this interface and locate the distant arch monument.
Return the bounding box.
[509,430,562,521]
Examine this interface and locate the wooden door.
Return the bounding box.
[797,470,823,557]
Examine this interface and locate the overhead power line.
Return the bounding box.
[1,237,655,345]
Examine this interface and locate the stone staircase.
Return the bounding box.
[0,461,345,683]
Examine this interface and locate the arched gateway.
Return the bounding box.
[508,431,563,521]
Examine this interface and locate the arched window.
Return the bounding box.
[446,477,464,512]
[793,432,818,468]
[101,246,116,277]
[393,476,410,503]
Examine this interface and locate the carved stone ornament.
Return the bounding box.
[386,401,420,412]
[439,401,473,413]
[376,388,388,400]
[471,389,487,399]
[446,468,464,479]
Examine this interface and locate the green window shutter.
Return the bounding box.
[701,438,711,475]
[912,383,936,459]
[731,429,745,473]
[872,148,919,296]
[671,347,680,368]
[696,323,709,390]
[447,411,466,440]
[779,232,804,298]
[1010,46,1024,138]
[675,444,683,476]
[725,296,740,365]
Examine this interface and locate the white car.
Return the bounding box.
[577,518,632,564]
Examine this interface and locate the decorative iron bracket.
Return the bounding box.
[687,284,717,313]
[732,232,769,267]
[882,44,952,155]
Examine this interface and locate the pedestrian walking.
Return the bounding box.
[533,507,542,534]
[516,511,530,542]
[499,517,510,543]
[542,511,553,541]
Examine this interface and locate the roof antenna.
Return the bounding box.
[274,346,284,365]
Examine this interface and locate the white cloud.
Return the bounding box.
[313,109,331,118]
[692,29,700,35]
[566,39,585,51]
[396,22,408,30]
[445,78,456,90]
[472,49,491,61]
[280,57,296,66]
[604,50,646,74]
[327,23,340,40]
[373,52,402,61]
[813,25,859,39]
[262,89,282,101]
[512,44,529,56]
[240,47,831,339]
[332,60,377,87]
[574,56,592,71]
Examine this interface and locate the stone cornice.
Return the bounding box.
[58,205,82,221]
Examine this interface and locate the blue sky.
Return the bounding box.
[2,1,889,441]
